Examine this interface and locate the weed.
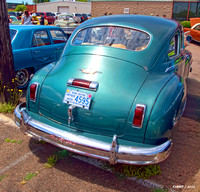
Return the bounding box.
[33,140,46,144]
[20,171,39,185]
[0,78,22,113]
[44,155,58,168]
[0,175,7,181]
[102,163,161,179]
[5,138,22,144]
[152,189,168,192]
[44,150,70,168]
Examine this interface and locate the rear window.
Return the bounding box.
[72,26,150,51]
[10,29,17,41]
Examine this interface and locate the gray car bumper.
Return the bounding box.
[14,103,173,165]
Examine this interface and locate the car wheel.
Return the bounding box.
[15,69,30,88]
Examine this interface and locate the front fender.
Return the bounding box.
[144,75,186,145]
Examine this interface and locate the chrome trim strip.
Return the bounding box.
[89,81,99,90]
[14,103,173,165]
[173,98,187,126]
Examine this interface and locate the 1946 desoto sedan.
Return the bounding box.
[14,15,192,165]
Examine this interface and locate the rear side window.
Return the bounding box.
[50,30,67,44]
[168,35,178,58]
[32,30,51,47]
[10,29,17,41]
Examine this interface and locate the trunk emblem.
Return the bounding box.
[80,68,102,75]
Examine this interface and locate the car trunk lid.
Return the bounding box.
[38,54,147,137]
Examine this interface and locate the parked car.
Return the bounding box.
[71,13,82,23]
[54,13,78,37]
[184,18,200,43]
[80,13,88,23]
[10,25,68,88]
[86,14,91,19]
[36,12,55,24]
[10,16,21,25]
[14,15,192,165]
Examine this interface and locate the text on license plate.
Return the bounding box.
[63,89,91,110]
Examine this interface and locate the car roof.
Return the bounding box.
[68,15,181,70]
[80,15,179,38]
[9,25,61,31]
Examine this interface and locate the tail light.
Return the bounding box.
[30,83,38,101]
[132,104,146,128]
[67,78,99,91]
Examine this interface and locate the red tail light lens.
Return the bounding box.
[132,104,146,128]
[72,79,92,88]
[67,78,99,91]
[30,84,37,101]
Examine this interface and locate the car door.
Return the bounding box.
[49,29,68,60]
[31,30,57,70]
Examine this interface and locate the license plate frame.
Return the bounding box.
[63,89,92,110]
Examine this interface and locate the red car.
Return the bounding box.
[183,18,200,43]
[36,12,55,24]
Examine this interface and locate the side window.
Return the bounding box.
[168,34,178,58]
[32,30,51,47]
[50,30,67,44]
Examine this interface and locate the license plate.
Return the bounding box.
[63,89,91,110]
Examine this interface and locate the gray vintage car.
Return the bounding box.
[54,13,78,37]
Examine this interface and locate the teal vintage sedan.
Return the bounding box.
[10,25,68,88]
[14,15,192,165]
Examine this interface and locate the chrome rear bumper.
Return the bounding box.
[14,103,172,165]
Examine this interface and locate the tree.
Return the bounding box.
[15,5,27,12]
[0,0,16,102]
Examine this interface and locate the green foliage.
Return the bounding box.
[33,0,50,3]
[103,163,161,179]
[181,21,191,28]
[5,138,22,144]
[44,150,70,168]
[0,175,7,181]
[0,78,23,113]
[21,172,39,184]
[0,102,16,113]
[76,0,88,2]
[152,189,168,192]
[45,155,58,168]
[14,5,27,12]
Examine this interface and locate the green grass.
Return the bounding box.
[102,163,162,179]
[21,172,39,185]
[44,150,70,168]
[44,155,58,168]
[5,138,22,144]
[0,175,7,181]
[0,102,16,113]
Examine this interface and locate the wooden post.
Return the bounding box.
[0,0,16,103]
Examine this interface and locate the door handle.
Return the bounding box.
[56,47,62,50]
[33,50,40,54]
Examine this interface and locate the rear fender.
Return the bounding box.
[26,62,56,113]
[144,75,186,145]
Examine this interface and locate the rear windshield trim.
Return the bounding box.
[72,26,151,52]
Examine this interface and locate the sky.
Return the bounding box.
[6,0,33,5]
